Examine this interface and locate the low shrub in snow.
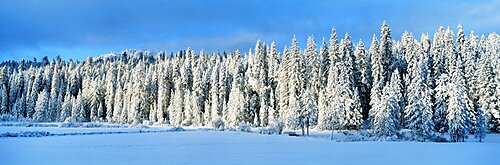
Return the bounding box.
[268,120,285,134]
[143,120,154,126]
[0,131,51,138]
[0,115,21,122]
[211,118,225,131]
[433,135,448,142]
[129,124,149,129]
[238,122,252,132]
[59,122,83,128]
[169,126,185,132]
[182,119,193,127]
[258,127,279,135]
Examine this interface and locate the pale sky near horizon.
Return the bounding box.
[0,0,499,61]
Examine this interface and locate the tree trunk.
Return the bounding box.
[307,125,309,136]
[306,118,310,136]
[301,125,305,136]
[331,128,334,140]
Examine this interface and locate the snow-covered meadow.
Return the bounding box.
[1,123,499,165]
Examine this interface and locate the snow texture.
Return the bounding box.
[1,125,499,164]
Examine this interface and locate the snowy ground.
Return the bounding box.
[0,123,499,165]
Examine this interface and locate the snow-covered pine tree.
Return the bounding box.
[105,64,116,122]
[170,77,185,126]
[328,28,340,68]
[113,83,124,123]
[405,48,434,140]
[354,40,372,120]
[190,57,207,126]
[450,54,474,136]
[277,46,290,123]
[14,93,26,120]
[475,106,486,142]
[316,89,329,130]
[267,42,280,87]
[456,25,467,74]
[372,81,399,137]
[420,34,434,87]
[8,70,24,118]
[226,57,248,127]
[33,89,49,122]
[431,27,446,82]
[305,36,320,105]
[49,66,62,122]
[475,42,498,132]
[209,57,223,125]
[369,34,383,125]
[88,80,100,122]
[489,33,500,133]
[60,90,72,122]
[318,37,330,89]
[328,63,343,131]
[286,35,306,129]
[301,87,317,136]
[434,74,449,133]
[379,21,394,81]
[317,38,341,130]
[72,90,85,122]
[288,86,303,132]
[252,40,271,127]
[0,67,9,115]
[0,84,8,116]
[182,89,194,126]
[444,27,457,74]
[248,91,259,126]
[447,84,470,142]
[338,34,363,130]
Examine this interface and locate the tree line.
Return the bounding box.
[0,21,498,142]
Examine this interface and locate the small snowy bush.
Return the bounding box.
[238,122,251,132]
[268,120,285,134]
[258,127,276,135]
[143,120,154,126]
[182,119,193,126]
[0,115,18,122]
[432,135,448,142]
[211,118,225,130]
[83,122,105,128]
[170,126,185,132]
[0,131,51,137]
[59,122,83,128]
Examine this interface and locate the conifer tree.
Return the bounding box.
[355,40,372,120]
[475,46,498,132]
[373,82,398,137]
[405,50,434,140]
[475,106,486,142]
[305,36,320,103]
[34,89,49,122]
[434,74,449,133]
[447,84,470,142]
[60,91,72,122]
[286,35,306,128]
[379,21,393,80]
[105,65,116,122]
[318,38,330,89]
[301,88,317,136]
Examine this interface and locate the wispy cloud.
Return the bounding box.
[0,0,498,61]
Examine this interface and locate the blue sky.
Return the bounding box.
[0,0,499,61]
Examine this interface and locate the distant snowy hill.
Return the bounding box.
[93,49,167,61]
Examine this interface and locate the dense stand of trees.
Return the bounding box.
[0,22,498,142]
